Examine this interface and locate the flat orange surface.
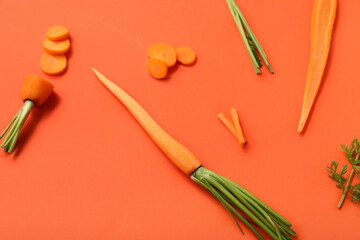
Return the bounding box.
[0,0,359,239]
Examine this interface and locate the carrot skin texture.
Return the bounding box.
[298,0,337,132]
[92,68,202,176]
[20,74,54,106]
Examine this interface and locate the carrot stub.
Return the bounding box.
[92,68,202,175]
[298,0,337,132]
[46,25,69,41]
[40,53,67,75]
[175,46,196,65]
[147,43,177,67]
[146,58,168,79]
[42,38,70,54]
[21,74,54,106]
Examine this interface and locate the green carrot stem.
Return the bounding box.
[0,100,34,153]
[338,169,355,208]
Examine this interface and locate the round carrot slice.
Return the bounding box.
[42,38,70,54]
[46,25,69,41]
[175,46,196,65]
[148,43,177,67]
[146,58,168,79]
[40,53,67,75]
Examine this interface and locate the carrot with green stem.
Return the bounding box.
[0,74,54,153]
[298,0,337,132]
[92,68,295,239]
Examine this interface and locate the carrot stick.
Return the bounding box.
[175,46,196,66]
[40,53,67,75]
[42,38,70,54]
[92,68,202,175]
[46,25,69,41]
[217,112,238,139]
[146,58,168,79]
[298,0,337,132]
[21,74,54,106]
[230,108,246,146]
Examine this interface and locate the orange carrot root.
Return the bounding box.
[92,68,202,175]
[21,74,54,106]
[175,46,196,65]
[146,58,168,79]
[46,25,69,41]
[298,0,337,132]
[42,38,70,54]
[229,108,247,146]
[40,53,67,75]
[147,43,177,67]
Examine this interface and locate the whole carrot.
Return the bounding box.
[93,68,295,239]
[298,0,337,132]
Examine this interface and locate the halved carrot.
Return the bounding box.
[148,43,177,67]
[217,112,238,139]
[46,25,69,41]
[40,53,67,75]
[298,0,337,132]
[146,58,168,79]
[175,46,196,65]
[92,68,202,175]
[230,108,246,145]
[21,74,54,106]
[42,38,70,54]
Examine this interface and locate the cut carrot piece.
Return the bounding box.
[146,58,168,79]
[298,0,337,132]
[175,46,196,65]
[148,43,177,67]
[40,53,67,75]
[147,42,163,58]
[46,25,69,41]
[42,38,70,54]
[217,112,237,139]
[92,68,202,175]
[21,74,54,106]
[230,108,246,145]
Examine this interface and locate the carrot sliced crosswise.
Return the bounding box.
[230,108,246,145]
[217,112,237,139]
[148,43,177,67]
[175,46,196,65]
[21,74,54,106]
[46,25,69,41]
[42,38,70,54]
[92,68,202,175]
[40,53,67,75]
[146,58,168,79]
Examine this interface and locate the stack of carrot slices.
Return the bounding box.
[40,25,70,75]
[218,108,247,146]
[147,42,196,79]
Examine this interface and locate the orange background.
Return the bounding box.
[0,0,359,239]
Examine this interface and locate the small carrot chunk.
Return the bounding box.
[42,38,70,54]
[175,46,196,65]
[230,108,247,146]
[46,25,69,41]
[148,43,177,67]
[40,53,67,75]
[21,74,54,106]
[146,58,168,79]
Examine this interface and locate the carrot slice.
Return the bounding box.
[20,74,54,106]
[217,112,238,139]
[46,25,69,41]
[230,108,246,145]
[146,58,168,79]
[298,0,337,132]
[148,43,177,67]
[42,38,70,54]
[92,68,202,175]
[175,46,196,65]
[40,53,67,75]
